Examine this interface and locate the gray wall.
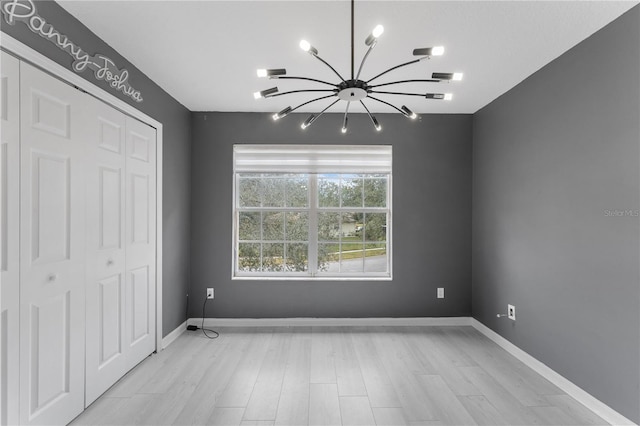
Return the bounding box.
[190,112,472,318]
[1,1,192,336]
[472,6,640,423]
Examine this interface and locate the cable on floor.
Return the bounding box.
[200,297,219,339]
[185,297,220,339]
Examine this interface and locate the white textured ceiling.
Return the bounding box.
[57,1,638,114]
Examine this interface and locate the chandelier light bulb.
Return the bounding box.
[401,105,417,119]
[257,69,267,78]
[444,93,453,101]
[300,40,311,51]
[365,24,385,46]
[432,46,445,56]
[341,127,347,133]
[254,87,279,99]
[301,115,315,130]
[453,72,463,81]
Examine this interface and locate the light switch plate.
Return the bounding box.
[437,288,445,299]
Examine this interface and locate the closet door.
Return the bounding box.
[1,51,20,426]
[124,116,156,372]
[19,62,86,425]
[85,97,127,405]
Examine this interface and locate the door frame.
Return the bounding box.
[1,34,164,352]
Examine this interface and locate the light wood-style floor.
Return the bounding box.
[72,326,608,426]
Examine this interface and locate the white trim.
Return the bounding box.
[187,317,472,328]
[1,34,165,353]
[161,321,186,349]
[471,318,636,426]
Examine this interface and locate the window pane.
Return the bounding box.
[317,243,339,272]
[238,243,260,271]
[364,213,386,242]
[286,212,308,241]
[286,175,309,207]
[364,243,387,272]
[341,212,362,238]
[263,212,284,240]
[341,176,362,207]
[340,244,364,272]
[234,164,390,278]
[262,176,285,207]
[238,178,261,207]
[318,176,340,207]
[262,243,284,272]
[238,212,261,240]
[364,177,387,207]
[285,243,308,272]
[318,212,340,241]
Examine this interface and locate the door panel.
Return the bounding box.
[98,274,122,366]
[131,174,149,244]
[30,152,70,263]
[99,166,122,250]
[129,266,149,343]
[29,291,70,414]
[20,62,86,426]
[125,116,156,372]
[0,51,20,426]
[85,96,127,406]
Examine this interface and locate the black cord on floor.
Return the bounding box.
[200,297,219,339]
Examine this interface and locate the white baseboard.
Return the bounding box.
[187,316,472,328]
[471,318,636,426]
[161,320,187,350]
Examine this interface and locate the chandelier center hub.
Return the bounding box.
[337,79,369,101]
[338,87,367,101]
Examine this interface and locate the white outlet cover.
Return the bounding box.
[437,288,445,299]
[508,304,516,320]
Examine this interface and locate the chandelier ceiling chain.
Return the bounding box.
[253,0,463,133]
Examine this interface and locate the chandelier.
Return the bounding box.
[253,0,463,133]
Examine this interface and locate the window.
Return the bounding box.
[233,145,392,279]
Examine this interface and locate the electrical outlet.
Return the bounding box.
[508,304,515,321]
[437,288,445,299]
[207,288,214,299]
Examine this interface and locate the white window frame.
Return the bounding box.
[232,145,392,281]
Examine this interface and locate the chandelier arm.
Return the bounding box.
[369,79,440,88]
[290,94,339,113]
[366,59,421,84]
[342,101,351,132]
[368,90,426,97]
[266,89,337,98]
[355,43,375,82]
[314,98,341,121]
[359,100,378,130]
[366,95,406,115]
[275,76,337,87]
[312,54,347,83]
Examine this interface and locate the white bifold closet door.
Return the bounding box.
[1,51,20,426]
[13,59,157,425]
[19,60,88,425]
[85,97,156,406]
